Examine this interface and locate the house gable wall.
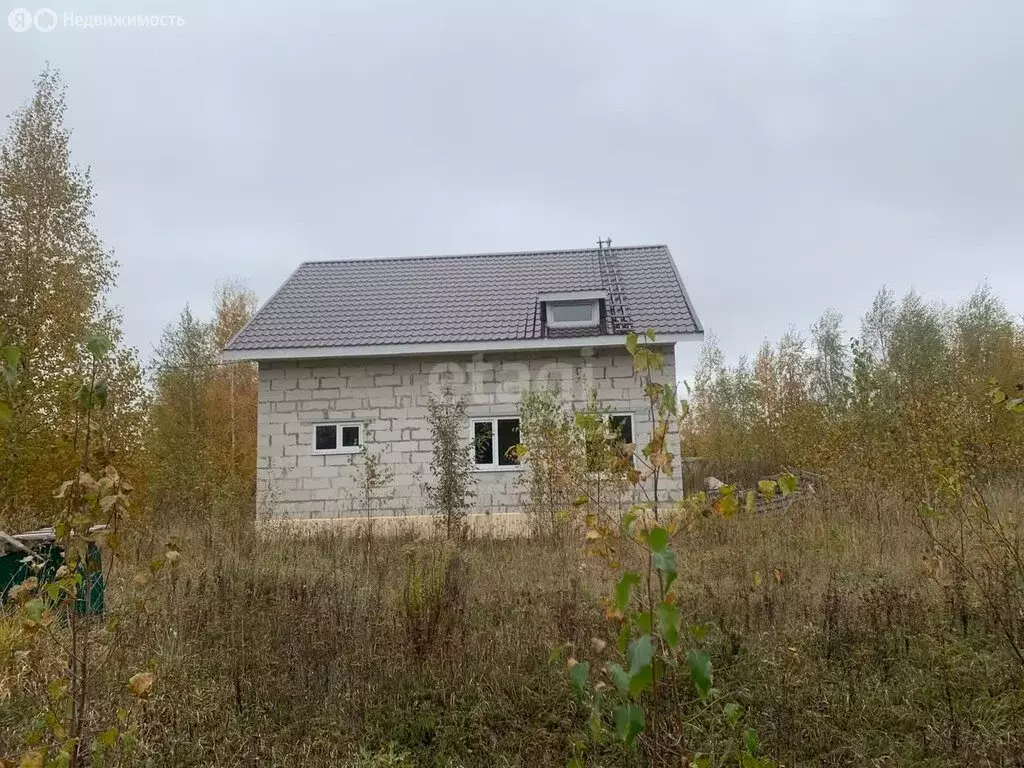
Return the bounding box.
[256,347,682,519]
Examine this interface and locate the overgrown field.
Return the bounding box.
[5,490,1024,767]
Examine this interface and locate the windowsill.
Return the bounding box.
[472,465,524,473]
[312,447,364,455]
[547,321,599,330]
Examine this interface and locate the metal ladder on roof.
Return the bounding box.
[597,242,632,334]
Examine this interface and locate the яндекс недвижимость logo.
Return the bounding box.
[8,7,57,31]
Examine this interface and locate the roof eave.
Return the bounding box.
[221,332,704,363]
[663,245,704,334]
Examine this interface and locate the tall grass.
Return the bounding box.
[5,491,1024,766]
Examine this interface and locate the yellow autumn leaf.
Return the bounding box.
[128,671,156,697]
[8,577,38,603]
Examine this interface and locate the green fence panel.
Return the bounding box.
[0,541,104,615]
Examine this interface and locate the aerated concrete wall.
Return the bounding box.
[256,347,682,519]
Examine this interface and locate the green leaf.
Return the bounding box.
[745,490,756,514]
[633,611,651,634]
[24,598,45,622]
[652,549,678,592]
[569,661,590,694]
[613,703,645,747]
[566,759,584,768]
[645,328,657,342]
[757,480,777,500]
[95,727,118,748]
[625,332,638,356]
[686,649,713,700]
[724,701,743,727]
[628,662,653,696]
[85,332,112,360]
[690,755,711,768]
[614,572,641,613]
[75,384,93,411]
[646,526,668,552]
[608,663,631,694]
[0,400,10,423]
[627,635,654,674]
[652,548,676,573]
[92,378,108,410]
[778,473,798,497]
[744,727,760,756]
[657,603,680,649]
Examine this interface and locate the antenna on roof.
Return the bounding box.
[596,237,612,250]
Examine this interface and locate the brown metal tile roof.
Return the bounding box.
[224,245,701,351]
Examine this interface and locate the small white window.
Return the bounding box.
[546,299,599,329]
[471,417,521,469]
[312,422,363,454]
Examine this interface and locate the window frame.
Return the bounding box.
[607,412,635,446]
[470,416,523,471]
[585,412,636,471]
[545,299,600,329]
[311,421,364,455]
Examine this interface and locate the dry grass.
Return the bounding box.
[3,494,1024,767]
[257,512,536,539]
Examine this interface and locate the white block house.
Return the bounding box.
[222,245,702,519]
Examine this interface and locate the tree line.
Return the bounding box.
[683,285,1024,507]
[0,69,258,531]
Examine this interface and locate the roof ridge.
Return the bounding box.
[299,244,667,267]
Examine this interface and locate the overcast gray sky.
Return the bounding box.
[3,0,1022,380]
